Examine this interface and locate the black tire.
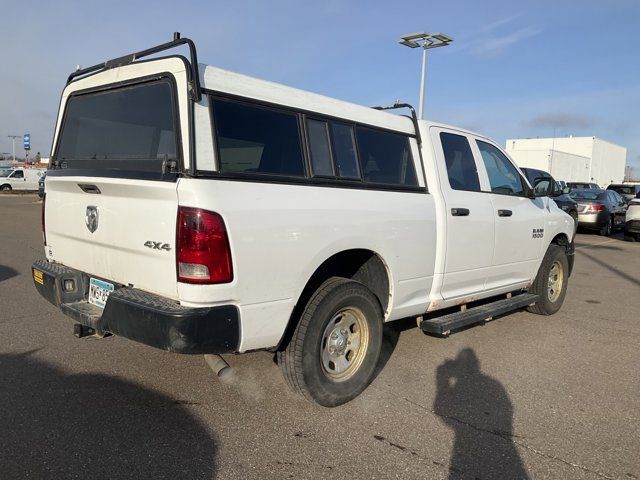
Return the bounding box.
[528,245,570,316]
[0,184,11,192]
[624,234,637,242]
[277,277,383,407]
[598,216,612,236]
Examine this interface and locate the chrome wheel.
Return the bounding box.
[547,261,564,303]
[320,307,369,382]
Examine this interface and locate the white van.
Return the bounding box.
[0,167,46,191]
[32,35,574,406]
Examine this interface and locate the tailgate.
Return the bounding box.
[44,66,188,300]
[45,176,178,299]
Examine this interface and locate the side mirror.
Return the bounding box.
[531,179,553,198]
[562,186,571,194]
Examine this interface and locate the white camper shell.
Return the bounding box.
[33,35,575,406]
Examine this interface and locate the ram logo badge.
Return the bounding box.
[144,241,172,251]
[532,228,544,239]
[85,206,99,233]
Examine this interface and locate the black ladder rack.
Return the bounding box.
[66,32,202,102]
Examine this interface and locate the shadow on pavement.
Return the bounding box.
[578,248,640,287]
[372,317,415,380]
[0,265,18,283]
[0,351,217,479]
[433,348,528,479]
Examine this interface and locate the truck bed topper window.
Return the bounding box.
[54,78,179,175]
[210,94,419,188]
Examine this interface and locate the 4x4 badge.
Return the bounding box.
[85,206,98,233]
[144,241,172,251]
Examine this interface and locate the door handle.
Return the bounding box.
[451,208,470,217]
[498,209,513,217]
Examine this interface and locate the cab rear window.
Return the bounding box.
[55,79,178,172]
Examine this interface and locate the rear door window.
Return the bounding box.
[212,97,305,177]
[440,133,481,192]
[356,127,417,186]
[55,79,178,173]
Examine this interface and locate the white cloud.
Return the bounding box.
[471,26,541,58]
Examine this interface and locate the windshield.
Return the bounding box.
[55,79,178,173]
[0,171,12,177]
[609,186,635,195]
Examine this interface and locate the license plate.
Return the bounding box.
[89,278,114,309]
[33,269,44,285]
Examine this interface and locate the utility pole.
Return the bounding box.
[8,135,20,162]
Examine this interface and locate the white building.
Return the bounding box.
[505,136,627,187]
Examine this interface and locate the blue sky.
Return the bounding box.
[1,0,639,173]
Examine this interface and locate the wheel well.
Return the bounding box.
[276,249,390,350]
[551,233,570,247]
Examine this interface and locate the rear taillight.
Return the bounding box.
[41,193,46,246]
[584,204,605,213]
[176,207,233,284]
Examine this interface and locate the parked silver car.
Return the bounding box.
[569,188,627,236]
[607,184,640,203]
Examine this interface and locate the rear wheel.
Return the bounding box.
[277,277,383,407]
[598,216,612,236]
[528,245,569,315]
[0,184,11,192]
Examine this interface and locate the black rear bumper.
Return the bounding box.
[32,259,240,354]
[626,220,640,235]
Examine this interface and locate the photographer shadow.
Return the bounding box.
[0,351,217,479]
[433,348,529,479]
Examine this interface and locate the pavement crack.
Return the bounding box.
[509,440,615,480]
[372,433,470,477]
[401,395,520,440]
[400,395,616,480]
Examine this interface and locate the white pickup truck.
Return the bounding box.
[33,35,574,406]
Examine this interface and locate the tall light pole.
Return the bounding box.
[399,32,453,119]
[7,135,21,162]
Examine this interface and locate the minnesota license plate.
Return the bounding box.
[88,278,114,309]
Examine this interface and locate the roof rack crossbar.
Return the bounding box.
[371,102,422,146]
[66,32,202,102]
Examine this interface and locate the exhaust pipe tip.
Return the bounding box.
[204,354,235,384]
[73,323,95,338]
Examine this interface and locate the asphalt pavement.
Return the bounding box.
[0,194,638,480]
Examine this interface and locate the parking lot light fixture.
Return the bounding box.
[399,32,453,119]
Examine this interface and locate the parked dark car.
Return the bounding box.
[567,182,600,190]
[38,172,46,199]
[606,184,640,203]
[521,168,578,232]
[569,188,627,236]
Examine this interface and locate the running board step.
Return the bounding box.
[420,293,539,336]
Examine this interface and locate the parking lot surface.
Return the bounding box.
[1,194,638,480]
